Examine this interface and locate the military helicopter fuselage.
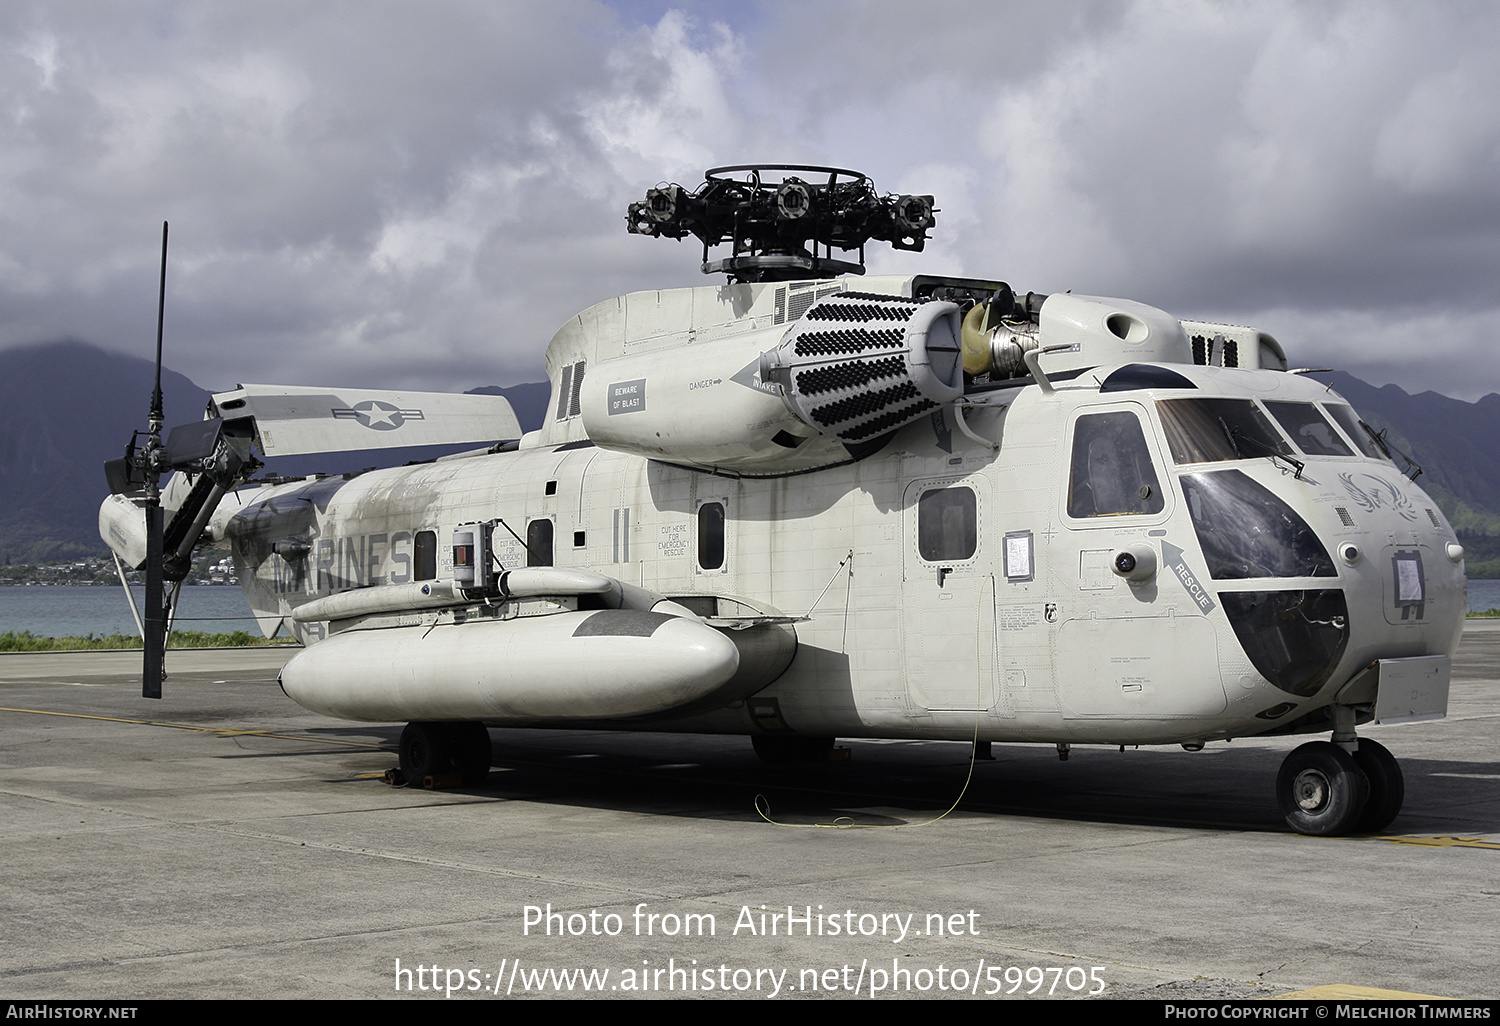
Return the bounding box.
[102,167,1465,836]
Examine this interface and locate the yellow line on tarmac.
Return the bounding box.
[0,706,384,749]
[1374,834,1500,850]
[1273,985,1448,999]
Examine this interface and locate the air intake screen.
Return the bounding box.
[762,293,963,442]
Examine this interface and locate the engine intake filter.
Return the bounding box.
[760,293,963,442]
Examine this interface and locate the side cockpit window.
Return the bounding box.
[1067,412,1165,518]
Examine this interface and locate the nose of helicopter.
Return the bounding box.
[1316,471,1467,679]
[1179,460,1465,703]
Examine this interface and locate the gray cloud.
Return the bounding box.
[2,1,1497,400]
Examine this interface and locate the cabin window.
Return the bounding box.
[1066,412,1165,518]
[698,502,725,571]
[414,530,437,581]
[526,519,554,567]
[1264,402,1354,457]
[917,487,977,561]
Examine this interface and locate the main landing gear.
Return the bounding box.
[1276,737,1404,836]
[751,734,836,764]
[398,721,492,787]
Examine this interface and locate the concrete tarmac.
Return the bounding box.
[2,628,1498,1001]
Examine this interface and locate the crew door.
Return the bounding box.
[1055,403,1224,718]
[901,477,997,711]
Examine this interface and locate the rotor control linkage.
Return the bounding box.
[626,164,935,283]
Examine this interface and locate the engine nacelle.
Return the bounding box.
[579,327,842,473]
[759,293,964,442]
[1033,294,1192,374]
[579,293,965,474]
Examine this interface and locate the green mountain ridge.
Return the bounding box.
[2,343,1496,574]
[0,340,548,564]
[1310,372,1500,575]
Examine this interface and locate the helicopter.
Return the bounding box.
[99,165,1465,836]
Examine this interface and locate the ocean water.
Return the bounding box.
[1470,578,1500,614]
[3,580,1498,639]
[0,585,262,639]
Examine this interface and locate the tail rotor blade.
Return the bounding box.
[150,222,168,433]
[143,222,169,699]
[119,221,254,696]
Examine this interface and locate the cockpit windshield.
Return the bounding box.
[1263,402,1354,457]
[1156,398,1294,465]
[1323,404,1390,460]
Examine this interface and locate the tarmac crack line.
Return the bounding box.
[0,785,720,926]
[0,704,384,749]
[0,915,575,982]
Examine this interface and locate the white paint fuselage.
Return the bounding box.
[220,363,1464,747]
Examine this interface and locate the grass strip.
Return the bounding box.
[0,630,298,651]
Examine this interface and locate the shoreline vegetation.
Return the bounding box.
[0,630,300,652]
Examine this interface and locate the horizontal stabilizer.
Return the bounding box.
[211,384,521,457]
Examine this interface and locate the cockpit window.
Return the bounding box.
[1221,590,1349,697]
[1180,469,1336,579]
[1263,402,1354,457]
[1323,404,1390,461]
[1066,411,1165,518]
[1157,398,1295,466]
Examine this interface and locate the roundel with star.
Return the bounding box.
[332,400,425,431]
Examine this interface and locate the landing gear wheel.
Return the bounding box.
[452,722,492,787]
[751,734,835,764]
[1352,738,1404,833]
[1277,741,1370,836]
[399,722,453,786]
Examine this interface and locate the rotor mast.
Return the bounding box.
[626,164,936,284]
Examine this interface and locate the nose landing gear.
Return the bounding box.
[1276,736,1405,836]
[1350,738,1404,833]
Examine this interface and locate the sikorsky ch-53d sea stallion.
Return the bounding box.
[101,165,1464,836]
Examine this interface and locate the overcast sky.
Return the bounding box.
[3,0,1498,400]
